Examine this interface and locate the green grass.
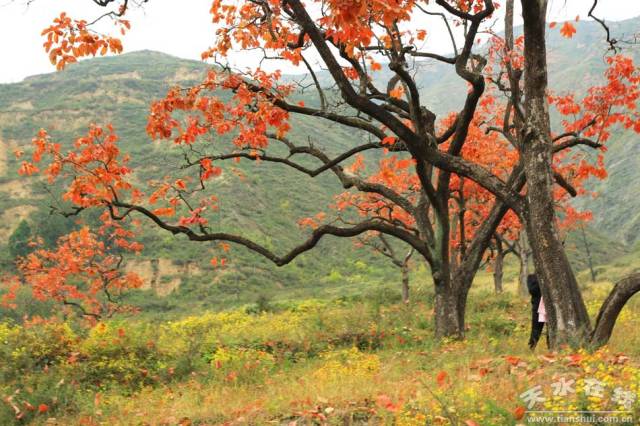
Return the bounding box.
[2,273,640,425]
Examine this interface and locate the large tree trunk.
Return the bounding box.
[434,276,464,339]
[520,0,592,347]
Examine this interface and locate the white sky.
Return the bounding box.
[0,0,638,84]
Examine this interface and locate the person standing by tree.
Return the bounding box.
[527,274,546,350]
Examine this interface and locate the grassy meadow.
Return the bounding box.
[2,264,640,425]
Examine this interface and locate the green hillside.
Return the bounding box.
[0,51,411,316]
[1,16,639,314]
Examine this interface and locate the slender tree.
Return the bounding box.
[357,233,415,304]
[579,225,598,283]
[490,236,505,294]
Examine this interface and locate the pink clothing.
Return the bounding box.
[538,297,547,323]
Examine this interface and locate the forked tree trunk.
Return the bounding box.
[439,201,514,339]
[521,0,592,347]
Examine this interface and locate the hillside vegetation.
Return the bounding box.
[0,18,639,311]
[1,277,640,425]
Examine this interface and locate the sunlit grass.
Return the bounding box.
[2,270,640,425]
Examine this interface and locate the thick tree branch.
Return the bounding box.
[553,171,578,197]
[107,201,428,265]
[591,273,640,347]
[553,137,603,152]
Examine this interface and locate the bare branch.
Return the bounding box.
[588,0,619,52]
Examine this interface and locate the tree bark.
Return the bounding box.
[455,277,472,337]
[520,0,592,347]
[434,276,464,339]
[401,263,410,304]
[517,233,530,297]
[591,273,640,348]
[493,238,504,294]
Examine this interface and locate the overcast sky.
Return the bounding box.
[0,0,638,84]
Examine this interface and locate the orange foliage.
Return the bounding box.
[42,12,127,70]
[560,22,577,38]
[4,224,142,322]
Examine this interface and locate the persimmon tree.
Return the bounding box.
[517,1,640,346]
[19,0,640,345]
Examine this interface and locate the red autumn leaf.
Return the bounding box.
[152,207,175,217]
[514,405,526,420]
[567,353,583,366]
[613,354,630,364]
[381,136,396,145]
[560,22,577,38]
[376,394,401,412]
[504,355,521,366]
